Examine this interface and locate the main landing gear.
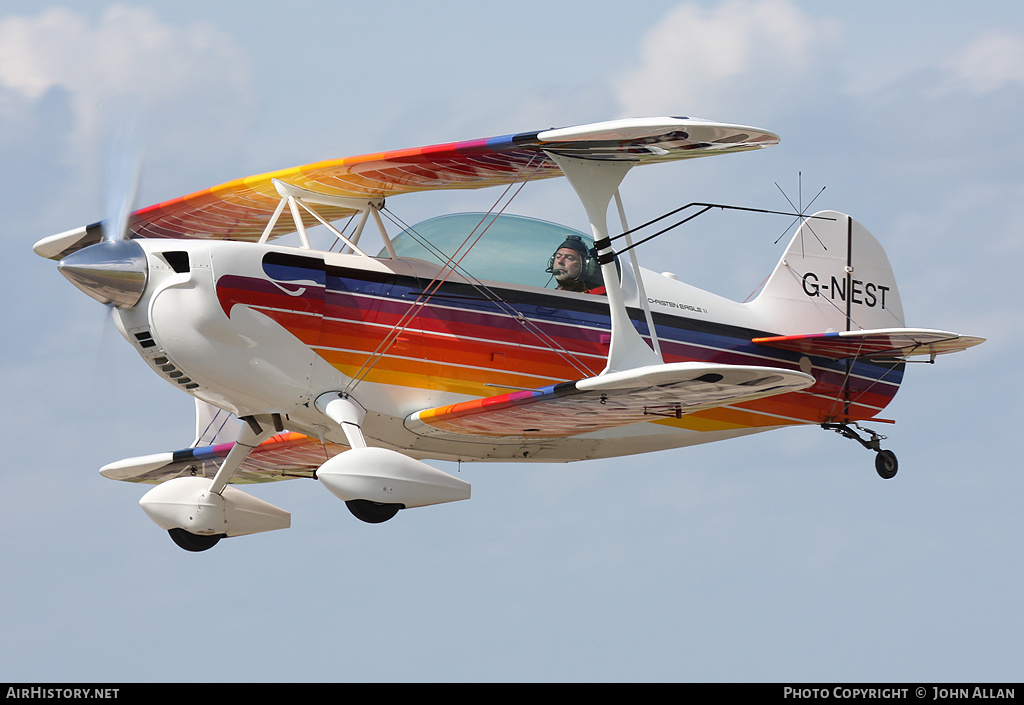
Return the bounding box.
[168,528,224,552]
[822,422,899,479]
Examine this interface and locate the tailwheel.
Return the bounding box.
[168,528,224,552]
[822,422,898,480]
[874,449,898,480]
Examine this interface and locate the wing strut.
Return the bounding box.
[259,179,387,254]
[546,153,662,373]
[208,416,275,494]
[614,189,663,360]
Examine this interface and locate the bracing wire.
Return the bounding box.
[610,203,833,258]
[378,208,596,380]
[342,154,594,394]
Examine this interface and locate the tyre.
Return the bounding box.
[875,450,898,480]
[168,528,223,552]
[345,499,402,524]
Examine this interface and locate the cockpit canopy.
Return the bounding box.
[384,213,605,290]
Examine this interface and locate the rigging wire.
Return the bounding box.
[774,173,827,248]
[378,207,596,380]
[326,213,358,253]
[342,155,593,394]
[823,336,906,424]
[342,158,543,392]
[610,202,833,257]
[341,169,833,395]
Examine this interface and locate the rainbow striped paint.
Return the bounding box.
[125,120,778,243]
[214,249,903,440]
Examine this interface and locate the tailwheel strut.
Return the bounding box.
[822,422,898,479]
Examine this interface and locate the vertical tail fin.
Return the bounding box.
[750,211,905,334]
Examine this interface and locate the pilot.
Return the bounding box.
[547,235,605,294]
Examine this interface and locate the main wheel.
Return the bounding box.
[168,528,223,552]
[875,450,898,480]
[345,499,402,524]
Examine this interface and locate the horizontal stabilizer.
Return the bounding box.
[100,432,349,484]
[752,328,985,361]
[405,362,814,442]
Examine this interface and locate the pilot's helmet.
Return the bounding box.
[546,234,598,281]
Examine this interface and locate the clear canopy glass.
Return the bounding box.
[384,212,600,290]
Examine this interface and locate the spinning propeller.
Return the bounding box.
[56,124,149,309]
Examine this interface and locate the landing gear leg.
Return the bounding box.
[822,422,898,479]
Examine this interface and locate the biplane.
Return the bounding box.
[33,116,983,551]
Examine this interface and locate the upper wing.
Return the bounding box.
[34,117,778,259]
[99,431,349,485]
[405,361,813,442]
[752,328,986,361]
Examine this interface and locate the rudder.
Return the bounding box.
[750,211,905,334]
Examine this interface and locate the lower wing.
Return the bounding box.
[99,432,349,484]
[405,362,815,441]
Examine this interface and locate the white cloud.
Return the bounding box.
[0,6,252,154]
[944,30,1024,94]
[0,9,86,100]
[613,0,841,119]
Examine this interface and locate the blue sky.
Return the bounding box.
[1,0,1020,682]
